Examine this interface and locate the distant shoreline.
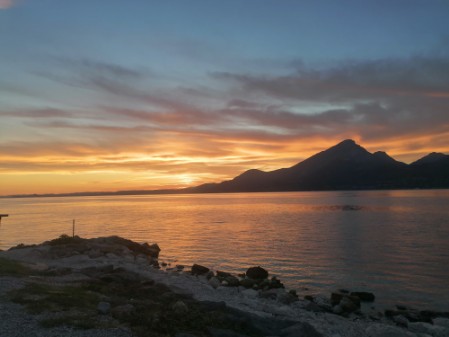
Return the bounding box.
[2,186,449,199]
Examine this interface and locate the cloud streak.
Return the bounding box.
[2,52,449,194]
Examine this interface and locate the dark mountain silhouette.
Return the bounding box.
[187,139,449,193]
[3,139,448,199]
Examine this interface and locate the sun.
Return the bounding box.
[177,174,196,186]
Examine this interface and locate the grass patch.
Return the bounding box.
[46,234,83,246]
[9,283,100,314]
[7,266,262,337]
[0,257,33,277]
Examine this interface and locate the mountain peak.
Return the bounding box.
[340,139,356,145]
[326,138,367,155]
[411,152,448,166]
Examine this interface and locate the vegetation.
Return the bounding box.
[0,257,33,276]
[7,266,261,337]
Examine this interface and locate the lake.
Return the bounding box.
[1,190,449,311]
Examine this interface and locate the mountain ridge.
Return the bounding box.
[2,140,449,198]
[187,139,449,193]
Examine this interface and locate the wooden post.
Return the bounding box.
[72,219,75,237]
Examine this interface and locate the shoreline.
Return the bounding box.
[1,235,448,337]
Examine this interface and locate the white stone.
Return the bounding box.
[208,277,221,289]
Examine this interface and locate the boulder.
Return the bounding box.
[331,292,344,306]
[245,266,268,280]
[351,291,375,302]
[191,264,210,275]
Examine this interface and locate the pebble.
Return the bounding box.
[97,301,111,315]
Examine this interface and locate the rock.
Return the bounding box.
[433,317,449,328]
[176,264,184,271]
[305,301,325,313]
[408,322,449,337]
[333,304,344,315]
[280,322,324,337]
[393,315,409,327]
[245,266,268,280]
[97,301,111,315]
[224,275,240,287]
[366,324,415,337]
[331,292,344,306]
[172,300,189,315]
[216,271,233,279]
[278,292,299,305]
[241,289,258,298]
[269,276,284,288]
[331,292,360,314]
[191,264,210,275]
[142,242,161,258]
[351,291,375,302]
[161,262,168,267]
[206,270,215,279]
[239,278,255,288]
[259,288,279,300]
[209,277,221,289]
[339,296,360,313]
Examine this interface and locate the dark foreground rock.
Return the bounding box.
[191,264,210,275]
[245,266,268,280]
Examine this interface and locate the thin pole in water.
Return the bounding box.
[72,219,75,237]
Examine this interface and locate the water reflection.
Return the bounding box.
[1,190,449,311]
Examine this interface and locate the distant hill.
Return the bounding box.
[186,139,449,193]
[3,139,449,198]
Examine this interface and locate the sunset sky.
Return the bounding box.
[1,0,449,195]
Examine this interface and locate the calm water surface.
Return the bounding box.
[1,190,449,311]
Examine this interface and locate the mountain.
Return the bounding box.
[4,140,448,199]
[188,139,449,193]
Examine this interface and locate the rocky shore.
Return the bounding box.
[0,235,448,337]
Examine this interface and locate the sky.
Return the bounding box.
[1,0,449,195]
